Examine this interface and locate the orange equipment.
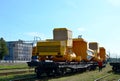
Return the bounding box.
[72,38,88,61]
[99,47,106,61]
[89,42,100,61]
[31,28,106,63]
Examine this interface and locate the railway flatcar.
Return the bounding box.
[110,62,120,72]
[27,28,107,77]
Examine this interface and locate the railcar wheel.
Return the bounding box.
[35,67,43,78]
[36,71,42,78]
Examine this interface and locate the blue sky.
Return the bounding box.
[0,0,120,57]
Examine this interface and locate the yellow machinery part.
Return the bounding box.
[88,42,101,62]
[36,41,66,56]
[99,47,106,61]
[89,42,99,51]
[53,28,72,47]
[72,38,88,61]
[52,47,79,62]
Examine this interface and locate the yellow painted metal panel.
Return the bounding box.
[72,38,88,61]
[36,40,67,56]
[37,46,60,52]
[39,52,58,56]
[99,47,106,61]
[60,46,66,55]
[37,41,61,46]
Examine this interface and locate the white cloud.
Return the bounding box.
[107,0,120,7]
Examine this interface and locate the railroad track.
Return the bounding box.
[94,73,112,81]
[10,76,36,81]
[0,69,34,76]
[94,72,120,81]
[94,70,114,81]
[0,67,29,70]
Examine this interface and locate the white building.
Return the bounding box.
[5,40,33,61]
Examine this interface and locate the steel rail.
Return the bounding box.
[10,76,36,81]
[94,73,112,81]
[0,69,34,76]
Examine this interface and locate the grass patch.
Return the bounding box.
[0,63,35,81]
[103,73,120,81]
[0,63,29,69]
[0,72,35,81]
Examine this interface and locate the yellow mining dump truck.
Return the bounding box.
[31,28,106,62]
[36,40,76,61]
[89,42,106,62]
[99,47,106,61]
[34,28,77,62]
[73,38,92,62]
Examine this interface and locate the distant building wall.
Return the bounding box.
[4,40,33,61]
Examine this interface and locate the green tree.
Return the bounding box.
[0,37,8,60]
